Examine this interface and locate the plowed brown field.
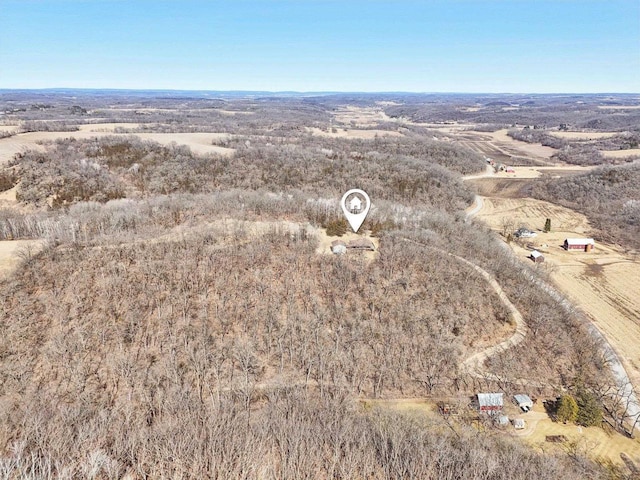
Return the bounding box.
[475,192,640,393]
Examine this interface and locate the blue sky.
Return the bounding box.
[1,0,639,92]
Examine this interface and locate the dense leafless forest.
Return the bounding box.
[1,91,639,478]
[4,134,479,209]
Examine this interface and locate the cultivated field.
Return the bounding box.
[334,107,557,164]
[306,126,403,139]
[77,122,142,131]
[552,254,640,386]
[478,165,595,180]
[601,148,640,159]
[330,105,392,127]
[598,105,640,110]
[486,129,558,161]
[0,125,19,134]
[473,186,640,396]
[549,131,618,140]
[432,129,556,165]
[0,130,234,165]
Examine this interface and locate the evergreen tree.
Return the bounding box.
[325,218,348,236]
[544,218,551,233]
[576,388,603,427]
[556,395,578,423]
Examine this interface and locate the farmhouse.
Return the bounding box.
[530,250,544,263]
[477,393,504,415]
[515,228,536,238]
[564,238,595,252]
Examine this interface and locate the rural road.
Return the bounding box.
[453,254,528,377]
[462,164,495,181]
[465,195,484,220]
[463,165,493,221]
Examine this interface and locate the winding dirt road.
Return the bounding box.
[399,238,528,381]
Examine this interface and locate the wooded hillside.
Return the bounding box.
[0,93,625,478]
[532,162,640,249]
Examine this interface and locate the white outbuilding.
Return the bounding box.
[530,250,544,263]
[330,240,347,255]
[514,394,534,412]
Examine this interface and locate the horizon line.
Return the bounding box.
[1,88,639,97]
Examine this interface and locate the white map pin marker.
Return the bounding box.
[341,189,371,233]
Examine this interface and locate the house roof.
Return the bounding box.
[347,238,375,250]
[514,394,533,406]
[477,393,504,407]
[530,250,543,259]
[565,238,595,245]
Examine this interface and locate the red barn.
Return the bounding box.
[564,238,595,252]
[477,393,504,415]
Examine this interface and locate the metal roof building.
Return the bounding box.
[477,393,504,414]
[530,250,544,263]
[514,394,534,412]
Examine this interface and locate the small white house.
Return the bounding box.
[515,228,537,238]
[330,240,347,255]
[513,418,526,430]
